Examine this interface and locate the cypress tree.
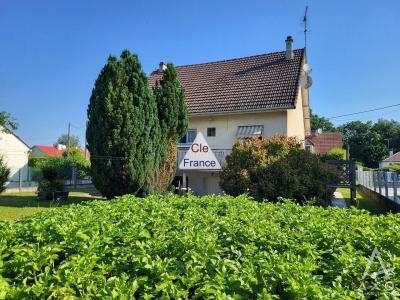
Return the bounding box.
[153,63,188,192]
[86,50,160,198]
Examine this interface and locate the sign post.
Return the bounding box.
[178,132,221,194]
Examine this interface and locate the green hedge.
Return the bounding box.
[0,194,399,298]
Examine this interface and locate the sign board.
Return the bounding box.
[179,132,221,170]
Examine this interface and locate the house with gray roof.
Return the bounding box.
[149,36,311,195]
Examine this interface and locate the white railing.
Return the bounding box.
[357,170,400,203]
[177,149,232,169]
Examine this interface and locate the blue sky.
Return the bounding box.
[1,0,399,146]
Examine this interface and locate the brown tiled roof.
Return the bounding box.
[383,151,400,162]
[305,132,343,154]
[149,49,305,115]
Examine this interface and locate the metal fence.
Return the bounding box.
[356,170,400,204]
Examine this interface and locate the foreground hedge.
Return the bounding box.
[0,194,399,298]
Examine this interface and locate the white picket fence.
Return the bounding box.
[356,170,400,204]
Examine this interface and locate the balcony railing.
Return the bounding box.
[177,149,232,169]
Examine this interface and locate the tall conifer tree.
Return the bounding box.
[86,50,160,198]
[154,63,188,191]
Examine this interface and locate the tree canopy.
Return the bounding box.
[0,111,18,133]
[54,134,80,147]
[337,120,387,168]
[310,110,335,132]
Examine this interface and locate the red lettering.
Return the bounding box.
[191,143,209,153]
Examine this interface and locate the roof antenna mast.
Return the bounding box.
[303,6,309,48]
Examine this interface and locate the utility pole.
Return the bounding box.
[84,121,87,159]
[67,122,71,153]
[385,138,390,155]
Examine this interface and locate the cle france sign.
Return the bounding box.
[179,132,221,170]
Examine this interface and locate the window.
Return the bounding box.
[305,144,314,153]
[207,127,216,137]
[236,125,263,139]
[179,129,197,144]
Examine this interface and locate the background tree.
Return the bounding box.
[0,111,18,133]
[86,50,160,198]
[372,119,400,154]
[153,63,188,192]
[54,134,80,147]
[337,121,387,168]
[0,156,10,193]
[310,110,335,132]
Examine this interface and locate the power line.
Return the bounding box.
[332,108,400,123]
[327,103,400,120]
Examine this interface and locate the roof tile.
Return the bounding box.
[149,49,305,115]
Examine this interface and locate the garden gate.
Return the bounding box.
[325,160,356,203]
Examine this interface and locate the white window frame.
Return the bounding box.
[178,129,197,146]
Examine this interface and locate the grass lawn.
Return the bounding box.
[0,186,101,222]
[336,187,388,214]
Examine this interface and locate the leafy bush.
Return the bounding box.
[37,179,64,193]
[0,194,399,298]
[320,148,347,161]
[0,156,10,193]
[220,136,338,204]
[30,148,90,184]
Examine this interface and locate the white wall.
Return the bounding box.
[176,170,223,196]
[287,89,306,143]
[0,130,30,190]
[379,161,399,168]
[187,110,288,150]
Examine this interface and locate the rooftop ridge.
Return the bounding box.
[172,48,304,69]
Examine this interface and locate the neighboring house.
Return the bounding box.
[149,36,311,195]
[0,128,31,191]
[379,151,400,168]
[31,144,89,158]
[305,131,343,154]
[31,144,66,157]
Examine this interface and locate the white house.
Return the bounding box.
[149,36,311,195]
[0,128,31,192]
[379,151,400,168]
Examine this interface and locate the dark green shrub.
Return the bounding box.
[220,135,338,204]
[37,179,64,193]
[0,156,10,193]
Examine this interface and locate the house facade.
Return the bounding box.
[31,144,66,157]
[0,128,31,191]
[379,151,400,168]
[149,36,311,195]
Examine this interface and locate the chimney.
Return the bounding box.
[285,36,294,60]
[159,62,167,72]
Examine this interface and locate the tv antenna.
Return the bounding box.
[303,6,309,48]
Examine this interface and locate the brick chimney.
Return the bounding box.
[285,36,294,60]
